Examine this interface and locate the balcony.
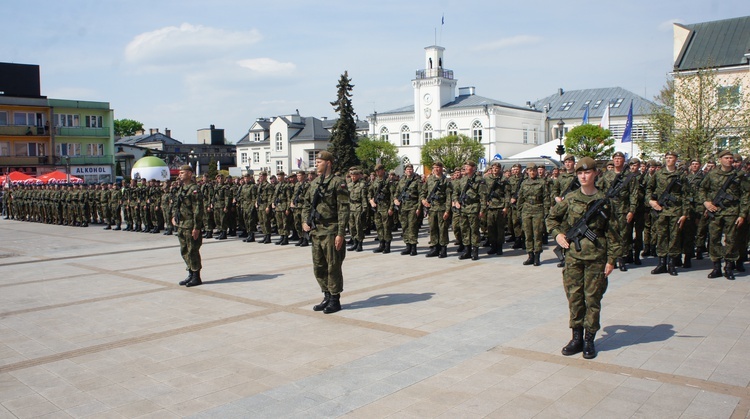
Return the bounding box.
[415,68,454,80]
[0,125,50,137]
[0,156,51,166]
[55,126,111,137]
[55,155,114,165]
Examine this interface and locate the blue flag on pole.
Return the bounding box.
[621,101,633,143]
[582,105,589,124]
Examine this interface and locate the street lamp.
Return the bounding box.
[188,149,198,175]
[555,119,566,161]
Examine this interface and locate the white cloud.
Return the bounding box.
[237,58,296,75]
[124,23,262,67]
[658,18,684,31]
[472,35,542,51]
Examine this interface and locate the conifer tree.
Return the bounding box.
[328,71,360,173]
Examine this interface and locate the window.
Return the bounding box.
[423,123,433,143]
[56,143,82,156]
[0,111,7,125]
[471,120,483,141]
[579,100,591,110]
[447,122,458,136]
[253,152,260,163]
[718,85,741,109]
[553,126,569,140]
[591,100,603,109]
[717,137,740,153]
[85,115,103,128]
[87,144,104,156]
[0,142,10,156]
[55,114,80,127]
[254,132,262,142]
[533,127,539,144]
[401,125,410,146]
[611,98,624,108]
[265,152,270,164]
[523,124,529,144]
[275,132,283,151]
[15,142,46,156]
[276,160,283,173]
[240,152,248,165]
[558,101,574,111]
[14,112,35,126]
[308,151,317,168]
[380,127,389,141]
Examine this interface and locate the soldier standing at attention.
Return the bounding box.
[173,165,205,287]
[346,168,367,252]
[302,151,350,314]
[597,151,638,272]
[647,152,688,276]
[547,157,621,360]
[421,161,453,258]
[508,164,525,249]
[482,162,510,256]
[255,171,274,244]
[369,164,394,254]
[452,160,486,261]
[394,164,422,256]
[517,163,550,266]
[683,158,704,268]
[271,171,292,245]
[699,150,749,280]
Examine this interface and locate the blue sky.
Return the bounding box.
[3,0,749,143]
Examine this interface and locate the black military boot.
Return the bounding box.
[114,224,121,231]
[280,235,289,246]
[456,243,465,253]
[383,241,391,254]
[313,292,331,311]
[289,231,300,241]
[410,244,417,256]
[205,230,213,239]
[683,255,692,269]
[561,327,584,356]
[262,234,271,244]
[216,231,227,240]
[459,245,472,260]
[179,271,193,286]
[426,245,440,258]
[522,252,534,265]
[633,250,641,265]
[185,270,202,287]
[707,260,723,278]
[245,232,255,242]
[323,294,341,314]
[651,257,667,274]
[103,224,111,230]
[668,257,678,276]
[725,260,736,280]
[346,237,353,245]
[674,255,683,267]
[695,247,704,260]
[496,244,503,256]
[356,240,362,252]
[512,237,523,249]
[618,257,628,272]
[347,239,358,251]
[373,240,385,253]
[641,246,649,257]
[487,244,498,255]
[533,251,541,266]
[439,245,448,258]
[401,243,412,255]
[582,330,597,359]
[275,235,284,245]
[737,260,746,272]
[471,246,479,261]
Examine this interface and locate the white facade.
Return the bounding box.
[367,45,546,173]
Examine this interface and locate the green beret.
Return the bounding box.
[629,158,640,165]
[563,155,575,162]
[612,151,625,159]
[179,165,193,171]
[717,150,732,159]
[526,163,537,170]
[317,151,333,161]
[575,157,597,171]
[665,151,679,157]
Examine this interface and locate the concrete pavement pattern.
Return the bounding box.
[1,219,749,418]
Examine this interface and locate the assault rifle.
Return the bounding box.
[560,177,580,198]
[173,189,185,224]
[307,178,329,231]
[650,176,680,218]
[394,175,417,212]
[372,179,387,212]
[707,172,738,219]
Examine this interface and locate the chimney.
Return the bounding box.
[135,129,144,135]
[458,86,476,96]
[165,128,171,137]
[558,88,564,96]
[149,128,156,135]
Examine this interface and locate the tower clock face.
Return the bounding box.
[423,93,432,105]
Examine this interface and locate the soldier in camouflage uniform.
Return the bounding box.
[452,160,486,261]
[369,164,394,254]
[627,158,646,266]
[110,183,122,230]
[346,169,367,252]
[238,172,258,243]
[302,151,350,314]
[421,162,453,258]
[517,163,550,266]
[547,157,622,360]
[394,164,422,256]
[646,152,688,276]
[160,181,173,235]
[482,162,510,256]
[597,151,639,272]
[508,164,525,249]
[699,150,750,280]
[172,165,205,287]
[271,171,292,245]
[200,174,215,238]
[683,158,704,268]
[255,171,274,244]
[212,174,230,240]
[551,156,579,267]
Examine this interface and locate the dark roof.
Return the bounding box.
[290,117,330,142]
[115,132,182,146]
[675,16,750,71]
[533,87,656,120]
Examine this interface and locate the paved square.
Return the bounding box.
[1,219,749,418]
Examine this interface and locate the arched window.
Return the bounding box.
[401,125,411,146]
[275,132,283,151]
[472,120,483,141]
[447,122,458,136]
[380,127,389,141]
[423,123,433,143]
[402,156,411,166]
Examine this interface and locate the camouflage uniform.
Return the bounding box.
[453,168,486,260]
[346,174,367,251]
[517,169,550,264]
[421,171,453,257]
[369,173,393,252]
[646,165,688,274]
[482,173,510,256]
[174,176,205,286]
[394,171,422,253]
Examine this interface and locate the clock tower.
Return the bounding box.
[413,45,457,130]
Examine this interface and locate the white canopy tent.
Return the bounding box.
[508,139,642,162]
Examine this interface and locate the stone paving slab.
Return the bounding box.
[1,218,749,418]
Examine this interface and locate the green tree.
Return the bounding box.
[114,119,144,137]
[564,124,614,160]
[420,134,485,173]
[640,68,750,160]
[207,158,218,179]
[354,136,399,173]
[328,71,360,173]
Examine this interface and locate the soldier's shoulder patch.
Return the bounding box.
[340,182,348,189]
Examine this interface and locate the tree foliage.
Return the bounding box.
[354,136,399,173]
[207,158,218,179]
[420,134,485,173]
[114,119,144,137]
[564,124,614,160]
[640,68,750,160]
[328,71,360,173]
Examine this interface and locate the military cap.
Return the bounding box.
[277,171,285,176]
[296,170,306,175]
[464,160,477,167]
[647,159,658,166]
[216,173,224,178]
[612,151,625,158]
[317,151,333,161]
[526,163,537,170]
[374,164,385,171]
[665,151,679,157]
[404,163,414,170]
[563,155,575,162]
[717,150,733,159]
[733,153,743,162]
[512,163,522,169]
[629,157,641,165]
[606,160,614,166]
[432,161,444,167]
[575,157,597,171]
[490,161,502,168]
[351,169,363,175]
[259,171,268,176]
[179,164,193,171]
[389,170,397,175]
[244,170,254,176]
